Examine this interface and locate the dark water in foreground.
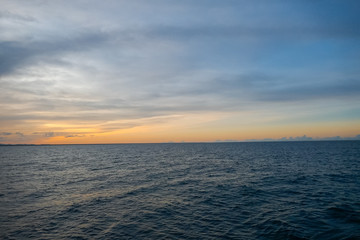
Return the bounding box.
[0,141,359,239]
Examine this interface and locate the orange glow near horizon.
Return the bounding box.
[8,118,357,145]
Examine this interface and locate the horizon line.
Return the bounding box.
[1,139,359,146]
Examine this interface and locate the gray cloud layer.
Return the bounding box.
[1,0,360,142]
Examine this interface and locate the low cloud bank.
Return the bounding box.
[244,134,360,142]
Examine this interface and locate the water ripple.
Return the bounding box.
[1,141,359,239]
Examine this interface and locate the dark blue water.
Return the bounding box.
[1,141,359,239]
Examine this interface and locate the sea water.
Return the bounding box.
[1,141,359,239]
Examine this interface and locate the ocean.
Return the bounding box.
[0,141,359,239]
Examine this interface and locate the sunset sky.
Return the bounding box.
[1,0,360,144]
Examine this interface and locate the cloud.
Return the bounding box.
[0,31,111,76]
[0,1,359,143]
[245,134,360,142]
[0,132,24,136]
[0,10,36,22]
[0,132,28,144]
[215,139,239,142]
[286,135,313,141]
[32,132,89,138]
[255,79,360,102]
[44,132,54,138]
[245,135,313,142]
[1,132,12,135]
[65,134,85,138]
[15,132,24,137]
[151,73,360,104]
[147,24,360,42]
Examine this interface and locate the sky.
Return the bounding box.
[1,0,360,144]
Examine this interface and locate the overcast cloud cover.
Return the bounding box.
[1,0,360,143]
